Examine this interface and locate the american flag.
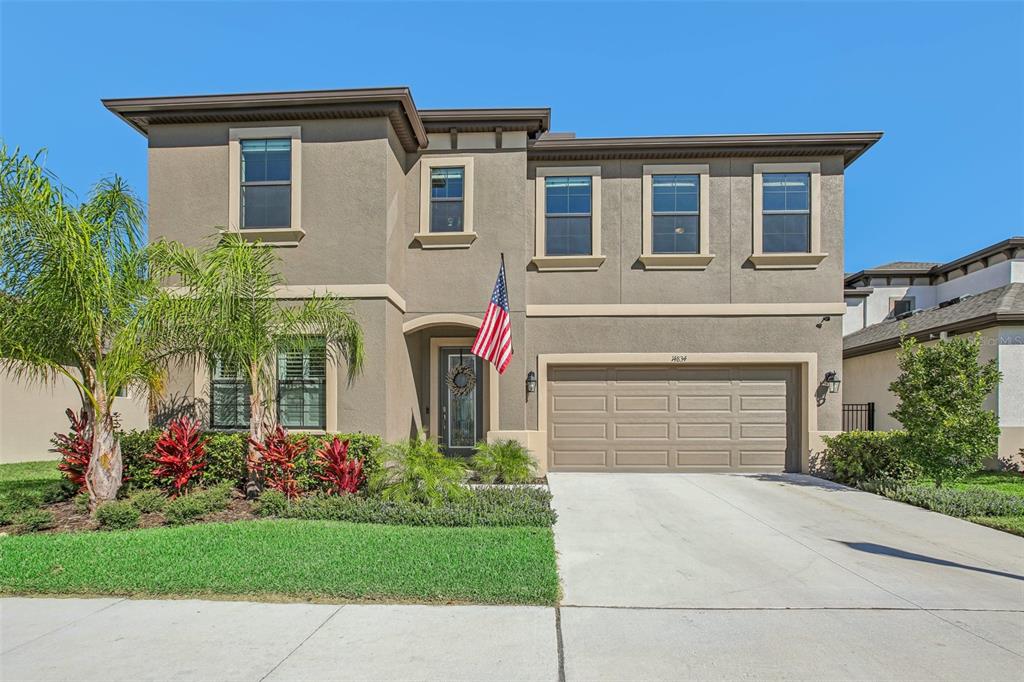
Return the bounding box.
[471,258,513,374]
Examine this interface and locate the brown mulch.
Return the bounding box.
[8,492,261,536]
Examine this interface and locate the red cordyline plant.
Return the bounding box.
[315,437,365,495]
[52,408,91,493]
[249,425,307,499]
[148,416,210,497]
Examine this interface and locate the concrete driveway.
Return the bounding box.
[549,472,1024,680]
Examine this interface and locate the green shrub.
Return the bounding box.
[471,439,536,484]
[119,428,161,490]
[890,334,1002,487]
[254,489,289,518]
[820,431,917,486]
[119,429,384,492]
[73,492,90,514]
[368,436,467,506]
[14,508,55,532]
[0,490,45,521]
[129,489,167,513]
[201,432,248,487]
[162,483,233,525]
[883,484,1024,518]
[95,500,141,530]
[40,479,77,504]
[282,486,555,527]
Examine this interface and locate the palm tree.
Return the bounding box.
[0,147,173,505]
[157,233,365,497]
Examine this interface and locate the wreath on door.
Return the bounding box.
[446,363,477,397]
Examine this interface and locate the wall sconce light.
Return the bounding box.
[824,371,841,394]
[816,315,831,329]
[526,370,538,394]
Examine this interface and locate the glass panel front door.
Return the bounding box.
[439,348,484,458]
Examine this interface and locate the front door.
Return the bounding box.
[438,347,485,458]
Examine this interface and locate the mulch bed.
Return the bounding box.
[5,493,260,536]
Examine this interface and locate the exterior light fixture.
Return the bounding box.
[824,371,841,394]
[526,370,538,394]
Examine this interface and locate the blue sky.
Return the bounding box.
[2,1,1021,271]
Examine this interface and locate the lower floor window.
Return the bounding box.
[277,339,326,430]
[210,360,250,429]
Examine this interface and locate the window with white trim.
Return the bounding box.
[544,176,592,256]
[210,359,250,430]
[761,172,810,253]
[276,339,326,430]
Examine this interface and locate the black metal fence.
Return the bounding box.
[842,402,875,431]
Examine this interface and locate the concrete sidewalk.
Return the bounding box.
[1,598,557,682]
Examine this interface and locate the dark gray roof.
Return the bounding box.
[844,283,1024,357]
[868,261,941,271]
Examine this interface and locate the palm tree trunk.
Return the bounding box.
[245,365,266,499]
[86,403,122,507]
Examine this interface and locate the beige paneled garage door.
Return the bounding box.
[547,366,796,472]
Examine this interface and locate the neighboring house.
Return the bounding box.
[0,371,148,462]
[842,237,1024,463]
[103,86,881,474]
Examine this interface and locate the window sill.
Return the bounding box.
[413,231,478,249]
[749,252,828,269]
[222,227,306,247]
[531,255,606,272]
[640,253,715,270]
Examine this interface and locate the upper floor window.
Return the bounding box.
[277,339,326,430]
[241,139,291,229]
[750,162,824,269]
[227,126,303,245]
[416,156,476,248]
[651,175,699,254]
[761,172,810,253]
[210,359,250,430]
[545,176,592,256]
[430,167,465,232]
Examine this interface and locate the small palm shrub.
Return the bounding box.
[315,437,364,494]
[369,436,466,506]
[249,426,307,499]
[52,408,91,493]
[95,500,141,530]
[148,416,209,496]
[471,439,536,484]
[129,489,167,514]
[14,508,55,532]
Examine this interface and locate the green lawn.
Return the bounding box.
[0,518,559,604]
[918,470,1024,495]
[0,459,62,497]
[969,515,1024,537]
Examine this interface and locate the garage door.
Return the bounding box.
[547,366,796,472]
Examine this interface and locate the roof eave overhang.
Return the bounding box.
[843,312,1024,358]
[527,132,883,165]
[418,108,550,135]
[102,87,429,151]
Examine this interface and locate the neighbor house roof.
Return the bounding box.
[844,282,1024,358]
[103,86,882,165]
[845,237,1024,287]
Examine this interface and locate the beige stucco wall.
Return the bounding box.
[0,370,148,463]
[142,117,849,472]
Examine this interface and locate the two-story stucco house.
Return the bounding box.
[843,237,1024,463]
[103,87,881,474]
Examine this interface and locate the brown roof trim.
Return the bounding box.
[528,131,883,166]
[102,87,429,151]
[844,237,1024,287]
[419,108,550,135]
[844,288,873,298]
[843,312,1024,358]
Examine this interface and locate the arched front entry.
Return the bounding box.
[402,314,499,456]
